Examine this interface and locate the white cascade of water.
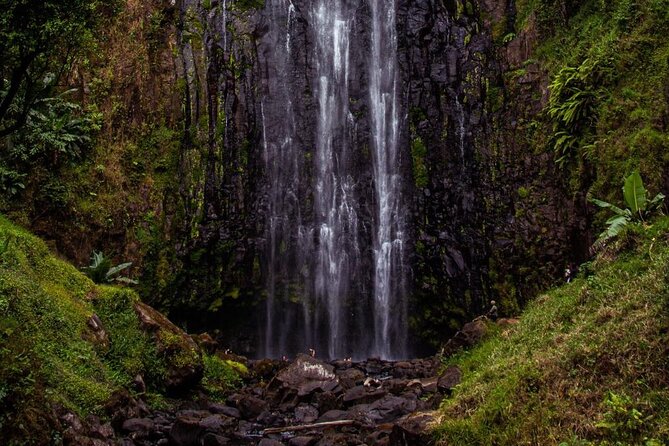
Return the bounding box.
[369,0,407,359]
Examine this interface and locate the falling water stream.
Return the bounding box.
[369,0,407,359]
[261,0,407,359]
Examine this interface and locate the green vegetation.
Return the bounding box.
[0,0,117,136]
[83,250,137,285]
[201,354,246,401]
[547,57,605,167]
[436,217,669,445]
[0,216,163,442]
[533,0,669,197]
[591,171,665,245]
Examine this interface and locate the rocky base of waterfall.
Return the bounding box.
[57,354,456,446]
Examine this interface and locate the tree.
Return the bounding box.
[0,0,117,137]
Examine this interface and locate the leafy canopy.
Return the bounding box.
[0,0,117,137]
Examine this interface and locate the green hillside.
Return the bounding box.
[0,216,165,442]
[437,218,669,445]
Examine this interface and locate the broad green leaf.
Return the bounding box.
[105,262,132,278]
[603,215,630,239]
[590,198,628,216]
[623,171,647,215]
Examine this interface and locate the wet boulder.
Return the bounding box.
[336,368,365,389]
[343,385,387,406]
[441,319,488,356]
[169,415,203,446]
[83,314,110,350]
[266,354,339,406]
[191,332,219,353]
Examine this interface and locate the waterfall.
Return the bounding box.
[311,0,358,359]
[262,0,301,358]
[260,0,407,359]
[369,0,407,359]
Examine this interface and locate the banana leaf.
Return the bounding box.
[623,171,647,215]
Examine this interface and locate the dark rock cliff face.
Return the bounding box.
[165,0,590,355]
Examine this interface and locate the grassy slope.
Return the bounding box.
[436,217,669,445]
[0,214,244,444]
[0,215,167,443]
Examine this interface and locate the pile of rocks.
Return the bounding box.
[58,354,459,446]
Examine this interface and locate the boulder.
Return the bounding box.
[84,314,110,350]
[251,358,289,381]
[343,386,387,406]
[314,391,340,413]
[199,414,236,433]
[258,439,284,446]
[336,368,365,389]
[388,412,436,446]
[208,404,241,419]
[191,332,219,353]
[317,410,351,423]
[363,395,417,424]
[440,319,488,356]
[103,389,150,430]
[289,436,319,446]
[169,416,204,446]
[236,394,268,420]
[121,417,155,433]
[133,302,204,391]
[201,433,230,446]
[437,366,461,393]
[267,354,338,406]
[295,404,319,424]
[406,377,438,394]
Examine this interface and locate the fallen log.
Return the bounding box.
[262,419,356,435]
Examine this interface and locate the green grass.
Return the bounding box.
[436,217,669,445]
[0,215,245,443]
[0,215,164,444]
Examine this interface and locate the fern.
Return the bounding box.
[547,58,606,168]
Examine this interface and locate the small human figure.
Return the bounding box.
[564,266,572,283]
[309,348,316,358]
[565,263,578,283]
[487,300,498,321]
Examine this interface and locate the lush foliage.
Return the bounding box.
[0,90,102,199]
[0,0,116,136]
[547,57,607,167]
[533,0,669,196]
[590,171,665,243]
[436,218,669,445]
